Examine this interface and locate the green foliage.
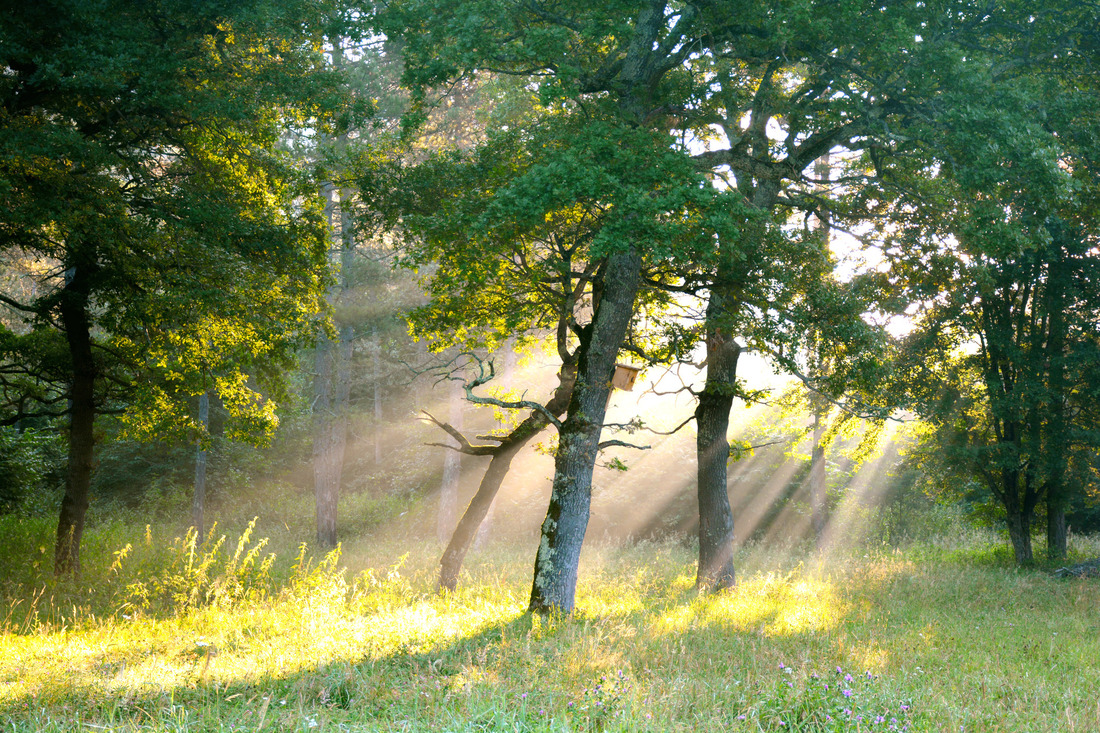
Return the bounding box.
[0,0,346,440]
[0,427,65,514]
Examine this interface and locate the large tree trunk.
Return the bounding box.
[695,288,740,590]
[192,391,210,541]
[1002,467,1034,565]
[1044,246,1069,559]
[1006,510,1033,565]
[529,249,641,614]
[439,365,577,592]
[55,276,96,577]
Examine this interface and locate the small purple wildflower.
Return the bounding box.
[646,713,652,719]
[567,702,574,707]
[876,716,886,724]
[836,666,843,674]
[844,673,853,682]
[900,705,910,712]
[520,693,527,699]
[737,715,746,720]
[843,689,853,698]
[867,671,874,680]
[778,662,786,669]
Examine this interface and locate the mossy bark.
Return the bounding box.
[529,249,641,614]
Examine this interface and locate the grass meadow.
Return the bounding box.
[2,507,1099,732]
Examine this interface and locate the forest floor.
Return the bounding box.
[2,515,1099,732]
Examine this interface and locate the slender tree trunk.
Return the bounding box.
[529,249,641,614]
[437,377,464,545]
[439,365,577,591]
[192,391,210,541]
[809,405,828,544]
[372,325,383,466]
[695,288,740,590]
[313,93,355,549]
[55,276,96,577]
[313,336,338,547]
[472,341,519,549]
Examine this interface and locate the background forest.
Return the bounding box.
[2,1,1100,731]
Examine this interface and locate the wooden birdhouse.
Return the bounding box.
[612,363,641,391]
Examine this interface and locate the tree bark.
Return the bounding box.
[439,364,577,591]
[695,288,740,590]
[529,248,641,614]
[1002,467,1034,565]
[55,273,96,577]
[1006,509,1033,565]
[1044,245,1069,559]
[192,391,210,541]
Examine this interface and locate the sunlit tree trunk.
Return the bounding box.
[437,377,463,545]
[529,248,641,614]
[313,335,338,547]
[372,324,383,466]
[809,402,828,544]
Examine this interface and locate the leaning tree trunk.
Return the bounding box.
[439,365,577,592]
[695,287,741,590]
[437,377,464,545]
[55,276,96,577]
[529,248,641,614]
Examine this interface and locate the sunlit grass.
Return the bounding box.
[3,520,1100,731]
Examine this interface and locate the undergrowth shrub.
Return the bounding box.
[742,663,915,731]
[122,518,278,614]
